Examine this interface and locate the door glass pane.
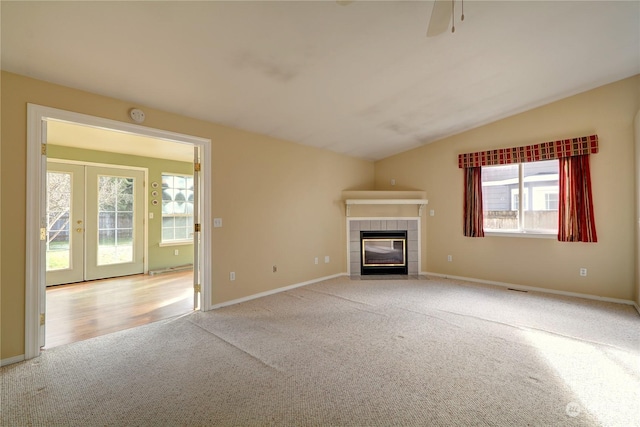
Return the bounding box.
[97,176,135,265]
[46,172,72,271]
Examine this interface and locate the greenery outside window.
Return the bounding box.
[162,174,194,243]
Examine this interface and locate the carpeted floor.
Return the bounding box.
[2,275,639,426]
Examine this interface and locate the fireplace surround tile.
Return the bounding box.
[348,218,419,276]
[408,261,418,274]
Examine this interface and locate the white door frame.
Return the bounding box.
[26,104,213,359]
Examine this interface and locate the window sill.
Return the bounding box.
[484,230,556,239]
[159,240,193,247]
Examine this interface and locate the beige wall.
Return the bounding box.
[375,75,640,301]
[635,109,640,307]
[0,71,374,361]
[3,70,638,361]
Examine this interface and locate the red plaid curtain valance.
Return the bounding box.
[458,135,598,168]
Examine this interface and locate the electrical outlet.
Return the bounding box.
[447,255,452,262]
[314,257,318,265]
[174,249,179,256]
[213,218,223,228]
[580,268,587,277]
[230,272,235,281]
[430,209,435,217]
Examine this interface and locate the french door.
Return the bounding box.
[46,162,145,286]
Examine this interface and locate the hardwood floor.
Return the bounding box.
[44,271,194,348]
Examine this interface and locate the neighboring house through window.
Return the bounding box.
[481,159,559,233]
[162,174,194,243]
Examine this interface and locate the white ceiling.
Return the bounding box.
[2,1,639,161]
[46,120,196,162]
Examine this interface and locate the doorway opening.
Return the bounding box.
[26,104,213,358]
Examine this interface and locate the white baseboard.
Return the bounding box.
[423,271,639,309]
[210,273,347,309]
[1,354,25,367]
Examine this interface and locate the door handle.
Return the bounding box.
[76,228,83,232]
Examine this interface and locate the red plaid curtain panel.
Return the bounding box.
[463,167,484,237]
[458,135,598,168]
[558,155,597,242]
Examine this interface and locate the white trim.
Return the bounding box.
[484,231,556,239]
[346,216,422,220]
[424,271,640,309]
[158,241,193,247]
[199,141,213,311]
[26,104,214,360]
[1,354,26,367]
[26,107,46,358]
[210,273,346,309]
[345,199,428,217]
[345,199,428,205]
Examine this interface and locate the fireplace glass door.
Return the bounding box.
[362,239,405,266]
[360,230,408,275]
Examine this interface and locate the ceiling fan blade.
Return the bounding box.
[426,0,452,37]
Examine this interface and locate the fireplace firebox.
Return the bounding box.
[360,230,408,275]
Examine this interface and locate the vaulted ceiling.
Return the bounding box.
[2,1,639,161]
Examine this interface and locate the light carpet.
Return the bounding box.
[2,275,639,426]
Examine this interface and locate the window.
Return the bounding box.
[510,188,529,211]
[161,174,194,243]
[481,159,558,234]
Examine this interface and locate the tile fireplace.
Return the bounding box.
[348,219,419,276]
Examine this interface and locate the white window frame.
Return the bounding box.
[160,173,195,245]
[483,161,558,238]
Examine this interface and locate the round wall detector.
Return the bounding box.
[129,108,145,123]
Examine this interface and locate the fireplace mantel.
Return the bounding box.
[343,190,428,217]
